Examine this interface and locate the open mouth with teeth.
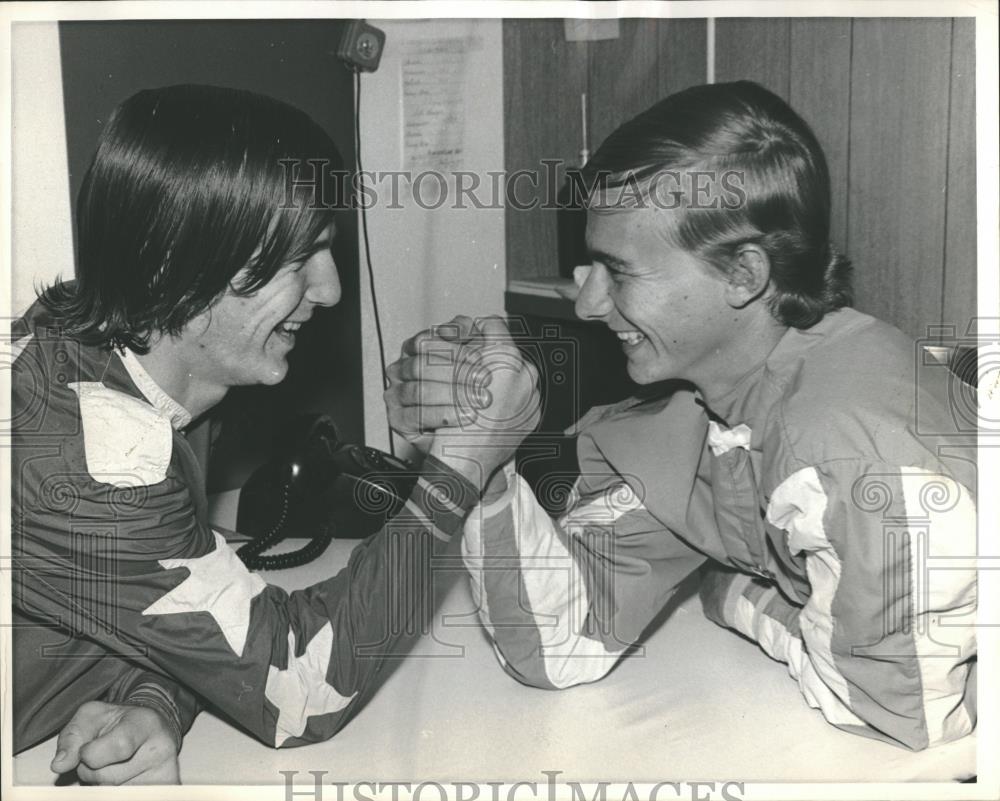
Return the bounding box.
[616,330,646,348]
[274,320,304,344]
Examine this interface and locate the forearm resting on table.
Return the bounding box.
[463,461,705,690]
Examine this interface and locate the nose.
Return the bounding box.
[305,249,341,308]
[574,264,613,321]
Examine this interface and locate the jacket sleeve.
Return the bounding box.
[462,451,706,690]
[14,449,479,749]
[704,460,977,750]
[104,667,201,750]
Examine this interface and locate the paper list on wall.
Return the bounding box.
[402,37,480,172]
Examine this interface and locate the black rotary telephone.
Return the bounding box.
[235,415,418,570]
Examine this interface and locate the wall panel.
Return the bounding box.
[10,22,75,317]
[789,19,853,254]
[583,18,708,151]
[504,20,588,279]
[657,18,709,98]
[848,18,953,338]
[715,18,791,99]
[588,19,661,150]
[943,17,978,333]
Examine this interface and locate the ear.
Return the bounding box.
[723,244,771,308]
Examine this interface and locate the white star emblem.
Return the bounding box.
[265,622,356,747]
[142,531,266,657]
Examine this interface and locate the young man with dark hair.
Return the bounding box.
[12,84,539,782]
[386,81,977,751]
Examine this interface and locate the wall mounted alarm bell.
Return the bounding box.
[337,20,386,72]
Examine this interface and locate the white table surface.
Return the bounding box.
[14,493,976,786]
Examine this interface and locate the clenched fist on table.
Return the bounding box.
[51,701,181,785]
[385,315,542,499]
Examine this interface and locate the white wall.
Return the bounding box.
[10,22,75,317]
[356,19,506,450]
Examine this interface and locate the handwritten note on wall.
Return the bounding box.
[402,36,482,172]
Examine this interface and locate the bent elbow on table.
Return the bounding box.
[487,624,625,692]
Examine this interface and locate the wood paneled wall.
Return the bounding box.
[503,20,588,281]
[717,17,978,339]
[504,19,707,280]
[505,17,977,339]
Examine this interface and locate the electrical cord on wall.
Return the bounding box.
[353,68,395,456]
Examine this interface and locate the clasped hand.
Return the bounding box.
[385,315,542,491]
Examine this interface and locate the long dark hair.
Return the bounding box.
[42,84,344,352]
[582,81,852,328]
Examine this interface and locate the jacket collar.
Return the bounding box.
[118,348,192,430]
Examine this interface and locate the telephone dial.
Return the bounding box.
[236,415,417,570]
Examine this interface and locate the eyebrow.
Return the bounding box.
[587,248,630,269]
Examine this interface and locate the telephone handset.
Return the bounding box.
[236,415,418,570]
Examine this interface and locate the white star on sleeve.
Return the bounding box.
[265,622,357,747]
[142,531,267,657]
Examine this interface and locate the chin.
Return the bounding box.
[626,360,672,386]
[251,360,290,385]
[263,367,289,385]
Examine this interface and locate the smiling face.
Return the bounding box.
[576,207,743,389]
[183,221,341,389]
